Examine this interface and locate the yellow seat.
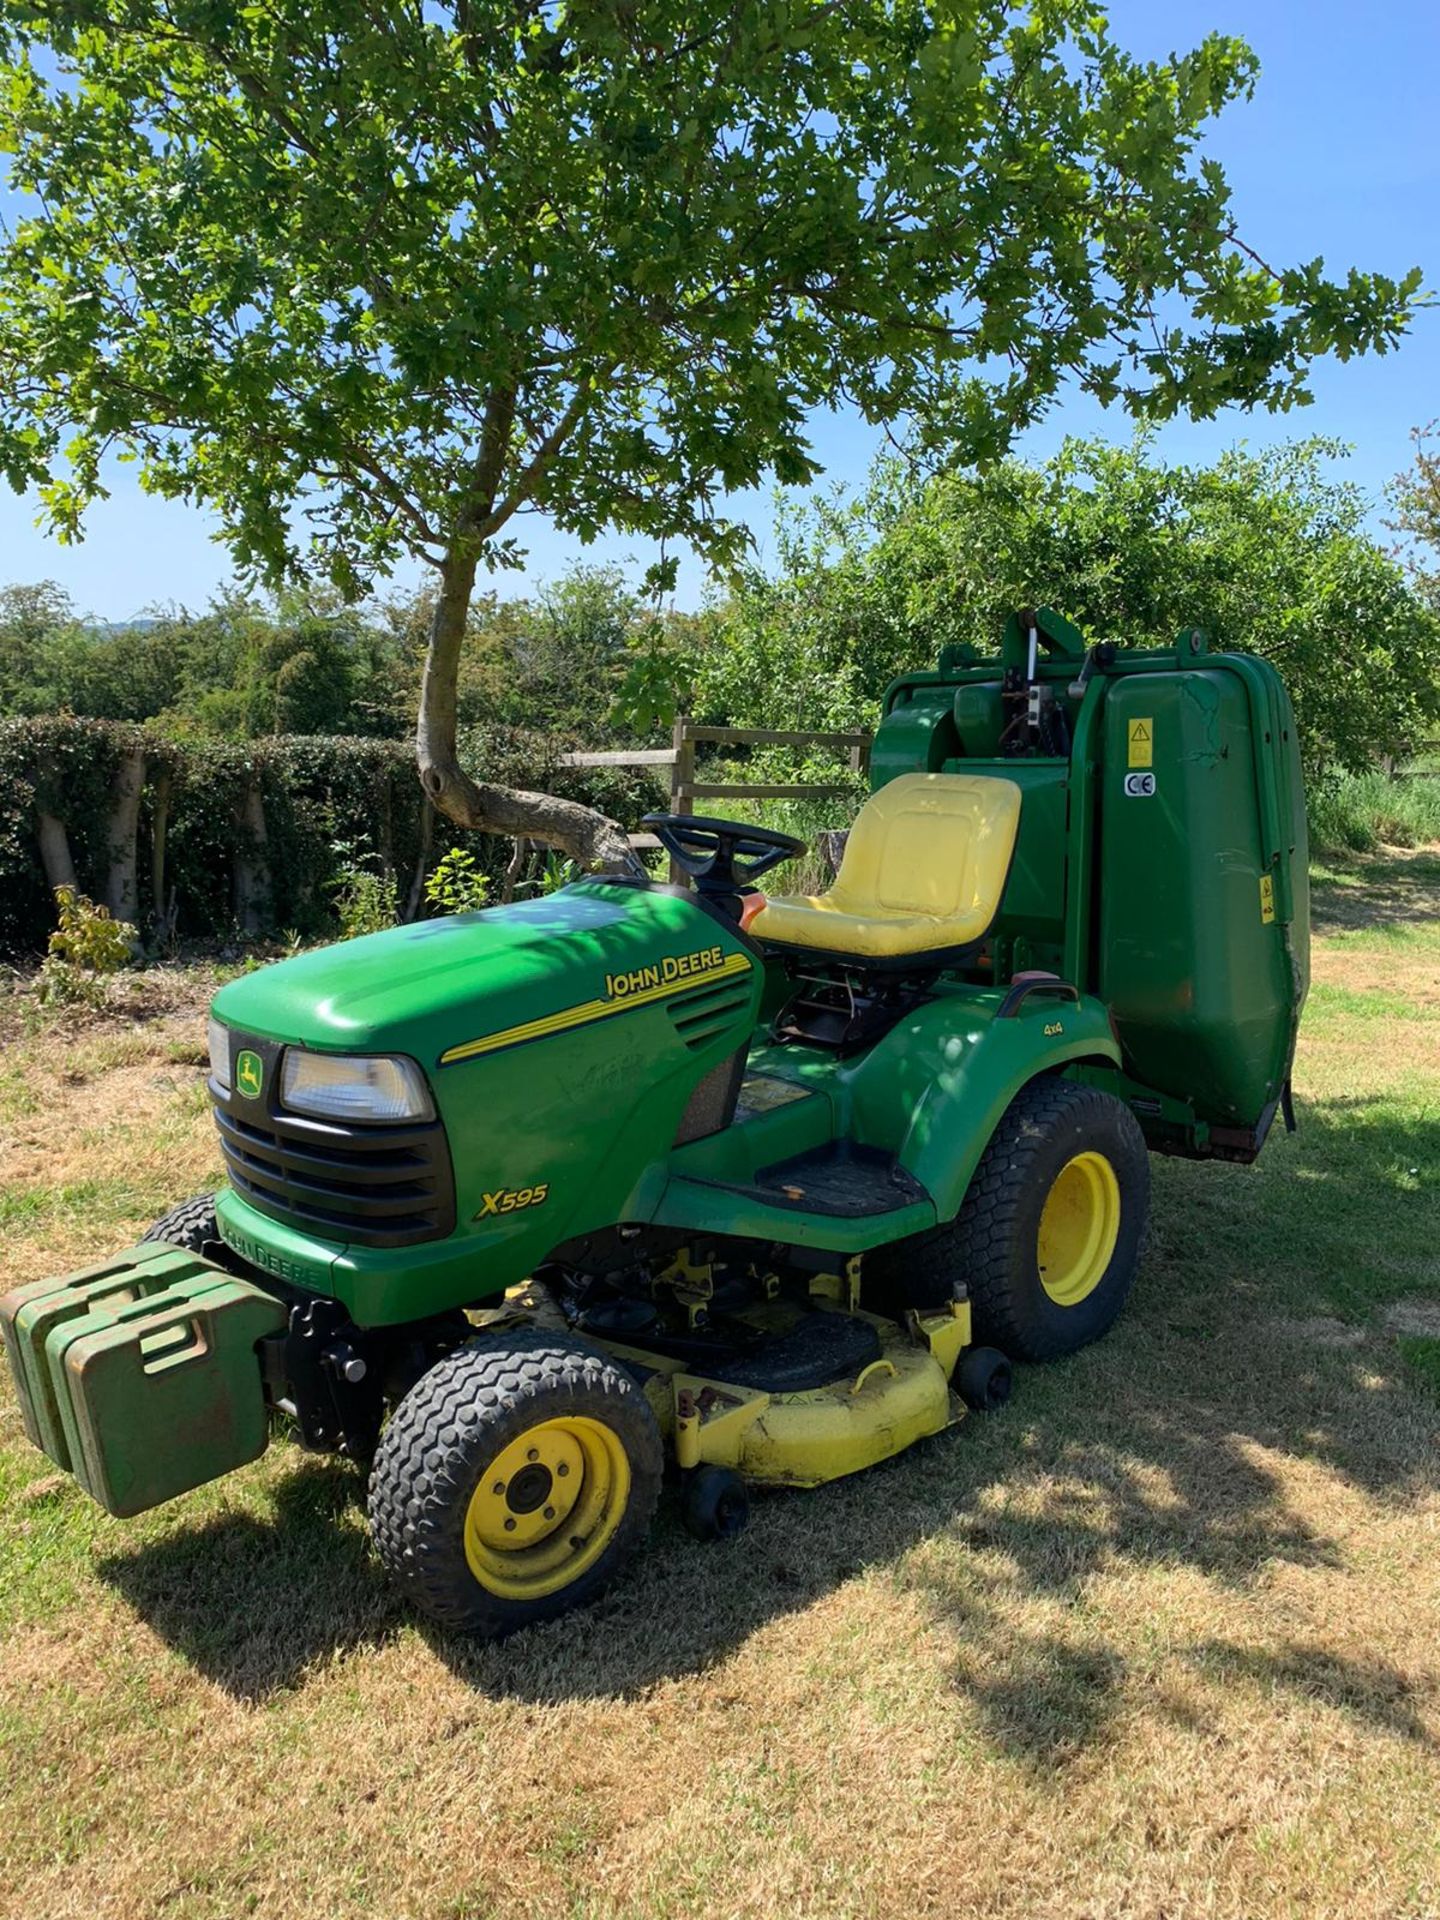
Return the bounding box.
[749,772,1021,961]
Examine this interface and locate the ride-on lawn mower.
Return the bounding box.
[2,613,1309,1635]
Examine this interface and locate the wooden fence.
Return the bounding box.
[560,716,872,873]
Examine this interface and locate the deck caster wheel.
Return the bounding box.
[682,1465,751,1542]
[957,1345,1013,1412]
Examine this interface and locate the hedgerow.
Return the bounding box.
[0,717,664,956]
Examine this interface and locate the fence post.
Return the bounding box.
[669,715,696,884]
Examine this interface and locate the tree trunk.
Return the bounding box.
[35,809,77,897]
[416,546,639,873]
[103,744,145,927]
[500,836,532,904]
[404,796,434,923]
[379,767,395,883]
[150,767,173,939]
[233,773,273,936]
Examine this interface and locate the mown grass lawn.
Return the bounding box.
[2,852,1438,1920]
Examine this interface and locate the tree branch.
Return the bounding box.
[477,375,603,541]
[414,389,639,872]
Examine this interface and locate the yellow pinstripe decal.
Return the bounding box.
[439,951,753,1066]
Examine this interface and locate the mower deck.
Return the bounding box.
[480,1282,975,1491]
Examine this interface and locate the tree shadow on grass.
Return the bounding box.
[1185,1640,1435,1745]
[429,1316,1439,1769]
[1309,847,1440,932]
[94,1256,1440,1752]
[894,1362,1437,1767]
[914,1623,1435,1774]
[92,1322,1412,1748]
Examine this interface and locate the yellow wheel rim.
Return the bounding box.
[1036,1151,1121,1307]
[463,1415,631,1601]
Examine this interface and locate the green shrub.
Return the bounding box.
[47,886,135,971]
[425,847,491,917]
[529,852,581,897]
[698,439,1440,779]
[332,865,400,939]
[39,886,135,1004]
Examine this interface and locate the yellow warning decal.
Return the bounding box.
[1127,718,1153,769]
[1259,874,1276,924]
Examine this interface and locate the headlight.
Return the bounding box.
[279,1050,434,1124]
[208,1015,231,1091]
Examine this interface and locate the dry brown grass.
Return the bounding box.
[2,857,1439,1920]
[0,1003,220,1287]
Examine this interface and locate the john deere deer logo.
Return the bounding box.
[236,1050,264,1100]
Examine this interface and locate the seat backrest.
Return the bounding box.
[830,772,1021,926]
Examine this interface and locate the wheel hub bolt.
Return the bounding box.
[504,1518,517,1532]
[543,1505,555,1520]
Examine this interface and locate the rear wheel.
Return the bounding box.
[368,1329,662,1635]
[867,1078,1149,1362]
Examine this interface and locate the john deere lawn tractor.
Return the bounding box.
[2,613,1309,1635]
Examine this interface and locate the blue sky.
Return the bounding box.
[1,0,1435,618]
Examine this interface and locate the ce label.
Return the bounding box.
[1123,771,1156,798]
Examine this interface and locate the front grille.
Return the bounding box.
[210,1057,455,1249]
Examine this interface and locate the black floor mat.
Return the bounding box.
[726,1142,930,1218]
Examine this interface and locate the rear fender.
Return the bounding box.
[847,991,1121,1224]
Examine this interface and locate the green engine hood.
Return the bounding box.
[209,879,764,1321]
[210,879,753,1067]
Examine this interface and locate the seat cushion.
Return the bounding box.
[750,772,1021,960]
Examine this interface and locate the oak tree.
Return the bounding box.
[0,1,1422,861]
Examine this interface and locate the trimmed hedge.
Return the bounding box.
[0,716,664,956]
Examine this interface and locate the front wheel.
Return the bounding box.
[867,1078,1149,1362]
[368,1329,663,1635]
[140,1192,223,1254]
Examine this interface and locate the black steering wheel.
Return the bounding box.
[642,813,806,897]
